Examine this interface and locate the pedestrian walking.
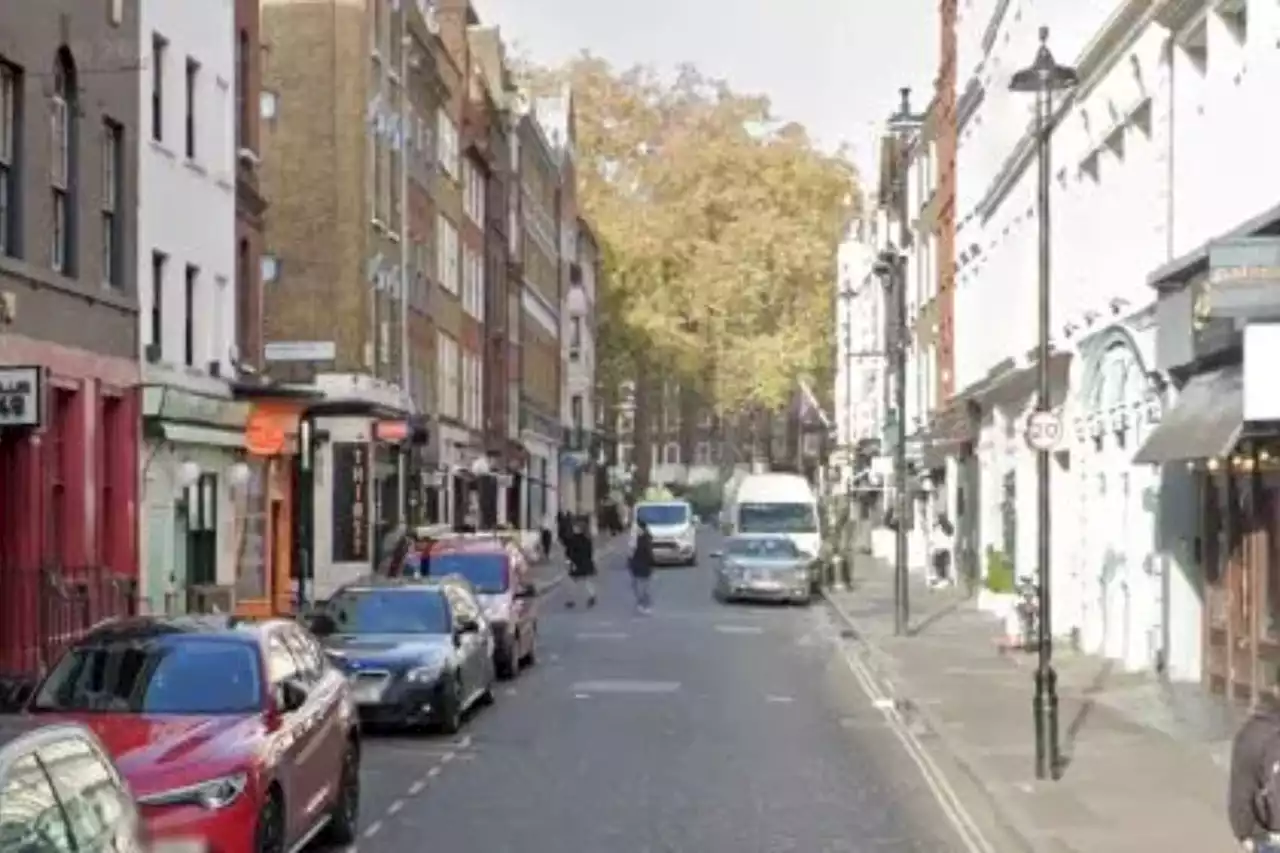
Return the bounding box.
[628,520,655,613]
[929,513,956,589]
[539,515,554,563]
[1229,692,1280,851]
[564,516,597,609]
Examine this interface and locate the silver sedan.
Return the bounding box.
[711,535,814,605]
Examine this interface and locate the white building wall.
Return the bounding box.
[138,0,237,375]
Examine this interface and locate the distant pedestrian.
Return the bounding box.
[628,520,655,614]
[564,516,597,609]
[1229,692,1280,851]
[539,515,554,563]
[929,513,956,589]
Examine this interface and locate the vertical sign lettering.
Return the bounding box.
[331,442,371,563]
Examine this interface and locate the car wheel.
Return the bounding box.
[522,624,538,666]
[324,740,360,844]
[439,675,465,735]
[494,645,517,680]
[254,786,287,853]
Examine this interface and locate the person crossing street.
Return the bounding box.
[564,515,597,608]
[628,520,655,614]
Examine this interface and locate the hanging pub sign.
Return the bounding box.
[331,442,371,563]
[0,366,42,428]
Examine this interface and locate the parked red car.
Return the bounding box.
[24,615,361,853]
[427,537,539,678]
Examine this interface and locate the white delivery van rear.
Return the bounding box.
[727,473,822,563]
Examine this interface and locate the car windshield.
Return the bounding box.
[726,537,800,559]
[636,504,689,526]
[738,502,818,534]
[325,588,450,634]
[430,553,509,593]
[30,638,263,715]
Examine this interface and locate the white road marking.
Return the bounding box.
[503,687,518,696]
[574,693,591,699]
[439,751,454,764]
[715,624,764,635]
[575,631,628,639]
[570,679,681,694]
[426,766,442,778]
[766,694,794,703]
[456,735,472,750]
[408,780,426,795]
[363,821,382,839]
[386,799,404,815]
[826,599,995,853]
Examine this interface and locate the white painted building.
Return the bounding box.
[947,0,1280,681]
[137,0,246,612]
[834,224,885,486]
[561,223,599,517]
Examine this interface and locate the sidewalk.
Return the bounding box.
[826,554,1237,853]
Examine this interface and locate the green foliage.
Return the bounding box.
[984,547,1015,593]
[530,55,860,411]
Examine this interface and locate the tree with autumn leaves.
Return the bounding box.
[531,56,858,481]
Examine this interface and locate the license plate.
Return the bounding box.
[349,678,385,704]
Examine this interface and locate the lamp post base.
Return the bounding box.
[1032,664,1061,780]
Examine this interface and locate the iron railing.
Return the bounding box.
[0,565,138,708]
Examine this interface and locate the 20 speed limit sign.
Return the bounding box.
[1024,410,1063,451]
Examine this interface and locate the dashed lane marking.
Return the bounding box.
[407,780,425,795]
[766,694,794,703]
[569,679,681,694]
[386,799,404,815]
[575,631,628,639]
[426,765,442,778]
[363,820,382,839]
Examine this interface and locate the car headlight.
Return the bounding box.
[137,773,248,810]
[407,661,448,683]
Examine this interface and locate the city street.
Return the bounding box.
[325,533,1015,852]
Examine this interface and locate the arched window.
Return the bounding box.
[51,47,77,275]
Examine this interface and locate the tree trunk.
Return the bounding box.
[632,359,655,494]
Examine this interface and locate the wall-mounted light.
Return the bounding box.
[177,461,201,488]
[228,461,252,491]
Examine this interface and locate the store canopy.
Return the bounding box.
[1132,365,1243,465]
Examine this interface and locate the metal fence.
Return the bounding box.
[0,565,138,708]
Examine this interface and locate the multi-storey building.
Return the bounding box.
[235,0,267,370]
[516,109,563,527]
[833,223,884,487]
[432,0,483,524]
[137,0,249,610]
[0,0,143,674]
[467,26,521,525]
[562,219,599,515]
[259,0,427,597]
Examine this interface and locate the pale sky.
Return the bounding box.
[472,0,940,182]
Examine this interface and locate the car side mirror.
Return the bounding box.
[278,679,308,714]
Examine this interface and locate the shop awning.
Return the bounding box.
[1132,365,1243,465]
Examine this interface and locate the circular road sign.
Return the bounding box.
[1025,410,1064,452]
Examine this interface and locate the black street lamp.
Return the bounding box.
[878,86,925,637]
[1009,25,1078,782]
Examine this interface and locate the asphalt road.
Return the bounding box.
[323,531,993,853]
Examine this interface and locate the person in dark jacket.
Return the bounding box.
[564,516,596,608]
[1229,694,1280,850]
[629,520,655,613]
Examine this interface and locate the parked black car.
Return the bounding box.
[308,576,496,733]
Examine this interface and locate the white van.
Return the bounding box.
[631,499,697,566]
[724,473,822,581]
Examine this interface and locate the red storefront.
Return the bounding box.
[0,337,140,682]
